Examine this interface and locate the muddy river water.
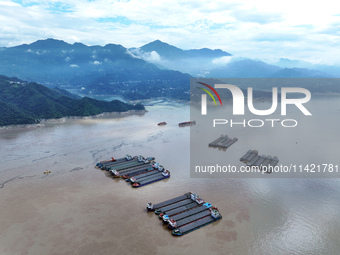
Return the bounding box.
[1,100,340,255]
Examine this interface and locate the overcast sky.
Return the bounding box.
[1,0,340,65]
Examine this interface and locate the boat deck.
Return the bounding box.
[208,136,225,145]
[259,156,272,167]
[101,158,138,169]
[116,165,153,176]
[175,210,211,228]
[163,201,199,217]
[240,150,279,170]
[268,156,279,167]
[208,135,238,150]
[157,198,193,213]
[97,158,126,168]
[110,161,146,171]
[241,150,258,163]
[178,121,196,127]
[132,170,160,181]
[240,150,252,162]
[247,155,260,166]
[122,168,154,178]
[135,173,169,186]
[253,155,267,167]
[152,194,190,210]
[175,215,217,235]
[171,205,207,221]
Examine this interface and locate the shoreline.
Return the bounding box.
[127,97,190,105]
[0,109,147,131]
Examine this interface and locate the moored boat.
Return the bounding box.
[132,170,170,188]
[172,207,222,236]
[96,154,134,169]
[146,193,192,211]
[178,121,196,127]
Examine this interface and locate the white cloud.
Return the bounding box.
[212,56,233,65]
[0,0,339,65]
[0,1,20,7]
[128,48,162,63]
[70,64,79,67]
[142,51,161,63]
[92,61,101,65]
[126,49,142,59]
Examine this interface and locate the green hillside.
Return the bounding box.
[0,75,144,126]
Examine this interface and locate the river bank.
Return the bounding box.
[0,109,147,131]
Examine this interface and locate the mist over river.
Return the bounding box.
[1,99,340,255]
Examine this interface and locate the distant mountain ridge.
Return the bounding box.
[207,59,333,78]
[129,40,232,74]
[0,75,144,126]
[132,40,336,79]
[208,59,281,78]
[138,39,231,59]
[0,38,191,101]
[0,38,338,102]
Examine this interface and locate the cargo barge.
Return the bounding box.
[102,157,138,169]
[240,150,258,164]
[147,193,192,211]
[122,163,164,179]
[132,170,170,188]
[122,167,155,179]
[155,198,192,215]
[102,159,138,170]
[172,207,222,236]
[96,154,135,169]
[128,170,159,182]
[107,155,152,171]
[110,161,154,176]
[109,160,145,171]
[267,156,279,171]
[112,165,153,178]
[95,156,129,168]
[178,121,196,127]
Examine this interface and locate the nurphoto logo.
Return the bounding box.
[198,82,312,128]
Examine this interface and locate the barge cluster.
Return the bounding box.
[207,134,280,173]
[147,192,222,236]
[209,135,238,151]
[240,150,279,171]
[95,155,170,188]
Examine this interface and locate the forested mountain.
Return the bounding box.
[0,75,144,126]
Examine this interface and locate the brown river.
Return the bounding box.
[0,99,340,255]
